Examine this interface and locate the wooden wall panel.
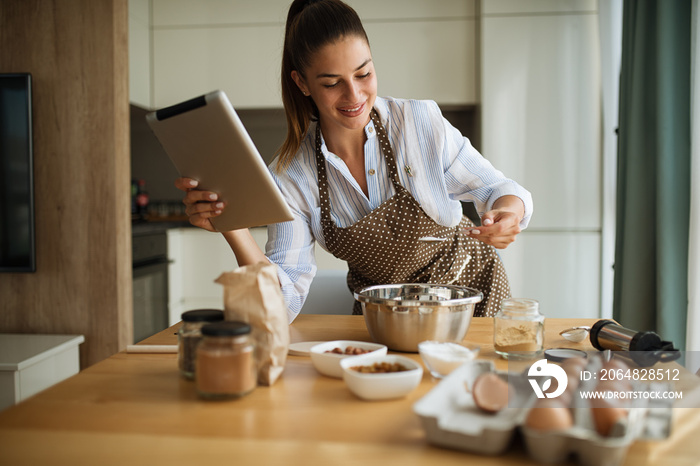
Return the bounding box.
[0,0,132,367]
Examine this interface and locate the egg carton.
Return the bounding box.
[413,360,529,455]
[522,356,674,465]
[413,358,673,465]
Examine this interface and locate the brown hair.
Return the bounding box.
[276,0,369,171]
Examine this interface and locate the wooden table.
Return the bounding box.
[0,315,698,465]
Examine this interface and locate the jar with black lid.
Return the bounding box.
[178,309,224,379]
[196,321,256,399]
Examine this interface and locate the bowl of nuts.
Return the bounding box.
[309,340,387,378]
[339,354,423,401]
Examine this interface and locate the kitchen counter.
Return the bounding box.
[0,316,698,465]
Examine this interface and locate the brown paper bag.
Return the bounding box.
[216,263,290,386]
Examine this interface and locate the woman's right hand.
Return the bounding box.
[174,177,225,232]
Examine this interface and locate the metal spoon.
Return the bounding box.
[559,326,591,343]
[418,236,448,243]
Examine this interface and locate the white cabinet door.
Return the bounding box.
[151,0,478,108]
[481,11,601,230]
[129,0,152,108]
[482,0,597,15]
[366,19,477,105]
[152,25,285,108]
[499,232,601,319]
[481,0,603,318]
[167,228,244,324]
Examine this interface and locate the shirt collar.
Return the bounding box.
[315,108,381,159]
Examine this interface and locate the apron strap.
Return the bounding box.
[314,109,407,230]
[369,110,405,192]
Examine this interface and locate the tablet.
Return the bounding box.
[146,90,294,231]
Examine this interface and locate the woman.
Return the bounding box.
[176,0,533,321]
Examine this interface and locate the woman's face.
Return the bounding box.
[292,35,377,135]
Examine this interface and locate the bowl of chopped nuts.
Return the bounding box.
[309,340,387,378]
[339,354,423,401]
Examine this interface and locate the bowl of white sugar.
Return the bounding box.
[418,340,481,378]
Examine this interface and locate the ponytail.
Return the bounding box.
[275,0,369,171]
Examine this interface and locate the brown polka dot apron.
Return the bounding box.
[315,110,510,317]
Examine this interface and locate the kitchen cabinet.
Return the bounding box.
[129,0,152,108]
[149,0,478,108]
[0,334,84,412]
[480,0,603,318]
[499,233,601,319]
[482,0,597,15]
[167,228,243,324]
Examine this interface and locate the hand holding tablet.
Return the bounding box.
[147,91,294,232]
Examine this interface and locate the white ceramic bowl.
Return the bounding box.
[309,340,387,378]
[339,354,423,401]
[418,340,481,378]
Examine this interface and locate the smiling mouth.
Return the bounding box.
[339,102,365,114]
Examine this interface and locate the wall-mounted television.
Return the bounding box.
[0,73,35,272]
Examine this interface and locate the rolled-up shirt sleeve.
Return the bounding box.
[266,156,322,323]
[266,212,316,323]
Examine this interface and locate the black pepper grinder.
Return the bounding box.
[589,319,680,367]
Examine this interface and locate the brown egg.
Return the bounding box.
[472,372,511,413]
[590,397,628,437]
[524,398,574,431]
[555,386,573,407]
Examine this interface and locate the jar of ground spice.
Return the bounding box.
[196,321,256,399]
[494,298,544,360]
[178,309,224,379]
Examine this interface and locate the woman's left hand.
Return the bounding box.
[464,196,525,249]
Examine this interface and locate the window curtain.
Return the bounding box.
[687,0,700,353]
[614,0,692,350]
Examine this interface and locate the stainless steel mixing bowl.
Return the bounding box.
[353,284,483,352]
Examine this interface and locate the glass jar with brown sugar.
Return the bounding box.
[494,298,544,360]
[195,321,256,399]
[178,309,224,379]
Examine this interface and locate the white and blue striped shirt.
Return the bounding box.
[267,96,533,322]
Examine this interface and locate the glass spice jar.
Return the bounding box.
[196,321,257,400]
[494,298,544,360]
[178,309,224,379]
